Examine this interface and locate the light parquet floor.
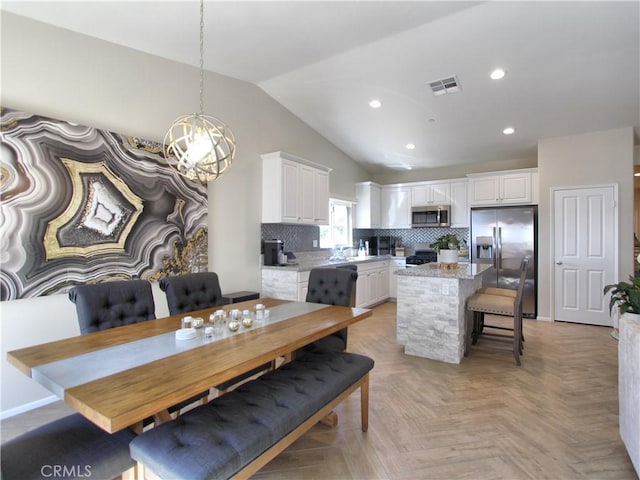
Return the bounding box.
[2,302,637,479]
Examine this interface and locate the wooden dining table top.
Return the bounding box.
[7,298,372,433]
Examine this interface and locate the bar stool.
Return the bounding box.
[465,256,529,365]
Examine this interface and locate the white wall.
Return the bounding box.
[0,12,369,415]
[537,127,635,320]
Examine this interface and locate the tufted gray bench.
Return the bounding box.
[130,350,374,480]
[1,413,137,480]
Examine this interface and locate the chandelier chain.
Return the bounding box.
[163,0,236,184]
[199,0,204,115]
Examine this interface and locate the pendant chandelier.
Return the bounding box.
[163,0,236,184]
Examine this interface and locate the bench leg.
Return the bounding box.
[361,373,369,432]
[122,463,145,480]
[229,372,371,480]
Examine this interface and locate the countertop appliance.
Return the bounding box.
[405,243,438,266]
[363,235,393,256]
[377,235,393,255]
[263,239,285,266]
[411,205,450,228]
[471,205,537,317]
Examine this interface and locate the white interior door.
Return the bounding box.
[553,186,616,326]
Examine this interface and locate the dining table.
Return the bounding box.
[7,297,372,433]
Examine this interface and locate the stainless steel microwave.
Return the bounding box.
[411,205,451,228]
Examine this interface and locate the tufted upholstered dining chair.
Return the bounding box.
[159,272,223,315]
[300,266,358,355]
[69,279,208,419]
[68,279,156,334]
[160,272,271,391]
[465,256,529,365]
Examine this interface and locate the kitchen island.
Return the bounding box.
[396,262,491,364]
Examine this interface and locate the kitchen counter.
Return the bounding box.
[397,262,489,279]
[396,262,490,364]
[262,255,392,272]
[261,254,395,306]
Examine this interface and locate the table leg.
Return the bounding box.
[153,409,173,426]
[319,411,338,427]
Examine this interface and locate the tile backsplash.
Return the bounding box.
[261,223,469,256]
[353,227,469,255]
[261,224,320,253]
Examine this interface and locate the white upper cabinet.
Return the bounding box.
[314,170,330,224]
[467,169,537,206]
[299,165,316,223]
[381,186,410,228]
[281,160,301,223]
[355,182,381,228]
[261,152,331,225]
[449,180,469,227]
[411,182,450,206]
[351,169,535,228]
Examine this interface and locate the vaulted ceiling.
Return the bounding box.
[3,1,639,174]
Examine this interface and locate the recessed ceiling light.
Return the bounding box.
[503,127,515,135]
[405,166,413,170]
[405,143,416,150]
[369,99,382,109]
[490,68,506,80]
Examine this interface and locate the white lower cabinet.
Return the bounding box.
[377,268,389,301]
[297,270,310,301]
[388,258,406,300]
[355,260,390,308]
[262,260,391,307]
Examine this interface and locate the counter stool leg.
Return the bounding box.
[464,309,472,357]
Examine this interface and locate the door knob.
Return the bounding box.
[556,261,563,265]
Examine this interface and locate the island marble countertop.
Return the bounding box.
[396,262,491,279]
[262,255,396,272]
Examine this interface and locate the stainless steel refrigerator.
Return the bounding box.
[470,205,537,318]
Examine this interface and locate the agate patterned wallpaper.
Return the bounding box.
[0,108,208,301]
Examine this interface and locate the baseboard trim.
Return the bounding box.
[536,316,553,322]
[1,395,58,420]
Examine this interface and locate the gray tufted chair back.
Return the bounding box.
[69,280,156,335]
[69,278,207,416]
[159,272,223,315]
[306,267,357,307]
[304,267,358,351]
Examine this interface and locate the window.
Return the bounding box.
[319,199,353,249]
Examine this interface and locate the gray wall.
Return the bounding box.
[0,12,370,414]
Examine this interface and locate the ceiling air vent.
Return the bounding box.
[428,75,461,96]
